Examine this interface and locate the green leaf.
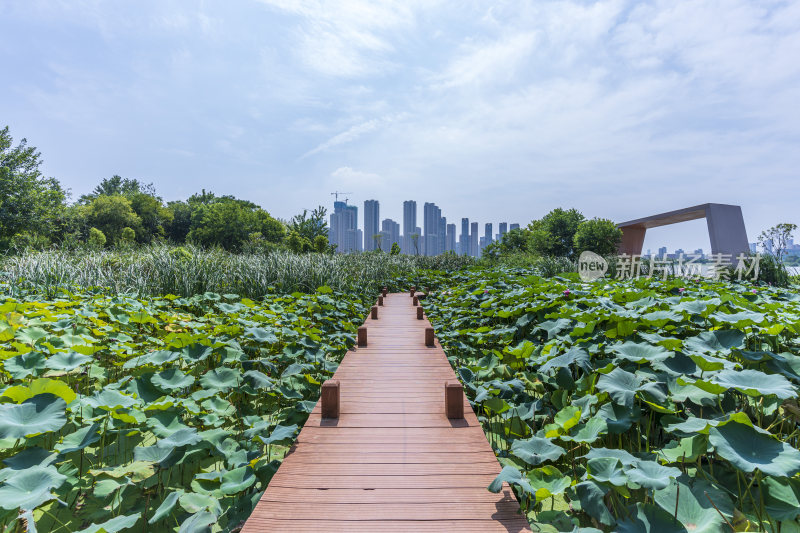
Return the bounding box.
[220,466,256,495]
[0,465,66,510]
[572,480,615,526]
[709,421,800,477]
[596,368,641,409]
[654,477,734,533]
[626,460,680,490]
[610,341,672,363]
[510,436,565,466]
[711,369,797,399]
[86,390,139,410]
[528,465,571,500]
[4,352,47,379]
[178,511,216,533]
[258,424,298,446]
[75,514,140,533]
[0,396,66,439]
[616,503,687,533]
[44,351,92,371]
[199,367,241,392]
[149,490,184,524]
[55,423,101,454]
[488,465,533,494]
[151,368,196,391]
[586,457,627,486]
[683,330,745,354]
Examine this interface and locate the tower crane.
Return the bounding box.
[330,191,353,203]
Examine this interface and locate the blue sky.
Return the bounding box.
[1,0,798,251]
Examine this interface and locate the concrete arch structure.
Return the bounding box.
[617,203,749,257]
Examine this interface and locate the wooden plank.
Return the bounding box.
[242,292,530,531]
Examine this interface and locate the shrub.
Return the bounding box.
[88,227,106,248]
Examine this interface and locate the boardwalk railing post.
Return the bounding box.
[445,381,464,419]
[371,306,378,320]
[321,379,340,419]
[410,286,416,297]
[381,287,388,297]
[444,381,464,420]
[358,326,367,347]
[416,307,424,320]
[425,327,434,347]
[412,296,419,306]
[377,295,384,306]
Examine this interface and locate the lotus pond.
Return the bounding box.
[422,269,800,532]
[0,287,365,532]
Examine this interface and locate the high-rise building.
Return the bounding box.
[329,201,359,253]
[402,200,417,254]
[381,218,401,251]
[423,202,442,256]
[498,222,508,242]
[363,200,380,252]
[470,222,479,258]
[446,224,456,252]
[460,218,470,256]
[657,246,668,257]
[438,216,447,256]
[484,223,493,251]
[510,223,520,231]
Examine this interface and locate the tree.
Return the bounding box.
[373,234,384,252]
[527,208,585,258]
[573,218,622,256]
[759,223,797,264]
[165,201,193,243]
[410,233,420,255]
[79,175,156,203]
[390,242,401,255]
[0,126,67,246]
[187,200,285,251]
[313,235,330,253]
[83,195,143,245]
[288,206,329,242]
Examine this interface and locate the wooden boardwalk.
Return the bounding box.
[242,293,531,532]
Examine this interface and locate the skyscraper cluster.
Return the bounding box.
[327,199,519,257]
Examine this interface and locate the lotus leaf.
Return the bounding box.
[55,423,101,454]
[200,367,241,392]
[488,465,533,494]
[654,477,734,533]
[711,369,797,399]
[510,436,565,466]
[626,460,680,490]
[151,368,195,391]
[0,396,66,439]
[0,465,66,510]
[75,514,140,533]
[44,351,92,371]
[616,503,687,533]
[709,421,800,477]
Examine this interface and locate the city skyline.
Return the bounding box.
[328,197,520,256]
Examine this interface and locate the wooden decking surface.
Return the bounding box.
[242,293,531,532]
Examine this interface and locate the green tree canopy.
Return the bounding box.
[187,200,285,250]
[527,208,586,258]
[0,126,67,246]
[573,218,623,256]
[83,195,143,246]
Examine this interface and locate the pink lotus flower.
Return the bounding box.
[563,289,571,296]
[678,288,685,293]
[752,289,757,293]
[484,289,489,294]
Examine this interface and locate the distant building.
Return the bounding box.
[499,222,508,242]
[510,223,520,231]
[749,243,757,253]
[381,218,400,251]
[438,216,447,256]
[460,218,470,256]
[446,224,456,252]
[657,246,668,257]
[423,202,442,256]
[484,223,493,250]
[403,200,417,254]
[470,222,479,258]
[329,201,359,253]
[364,200,380,252]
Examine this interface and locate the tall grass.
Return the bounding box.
[0,245,475,299]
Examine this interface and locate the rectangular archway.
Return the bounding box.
[617,203,749,257]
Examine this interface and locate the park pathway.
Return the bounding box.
[241,292,531,532]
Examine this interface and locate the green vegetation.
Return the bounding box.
[0,246,473,300]
[0,288,365,532]
[422,268,800,531]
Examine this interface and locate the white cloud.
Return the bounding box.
[434,32,537,89]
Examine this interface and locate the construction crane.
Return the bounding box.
[330,191,353,203]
